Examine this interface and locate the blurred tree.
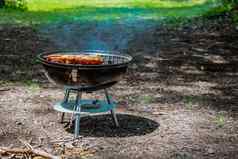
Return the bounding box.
[224,0,238,6]
[0,0,5,8]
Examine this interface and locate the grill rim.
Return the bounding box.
[37,50,133,69]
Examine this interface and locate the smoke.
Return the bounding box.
[40,18,159,55]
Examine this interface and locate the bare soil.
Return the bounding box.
[0,15,238,159]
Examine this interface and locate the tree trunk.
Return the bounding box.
[0,0,5,8]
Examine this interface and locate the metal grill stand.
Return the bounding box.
[54,87,119,138]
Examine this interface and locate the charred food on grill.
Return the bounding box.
[46,54,104,65]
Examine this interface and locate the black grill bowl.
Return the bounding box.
[37,51,132,88]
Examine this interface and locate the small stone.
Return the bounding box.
[152,111,167,115]
[207,148,215,154]
[33,156,46,159]
[65,142,74,148]
[145,62,157,68]
[131,63,138,69]
[32,79,39,82]
[16,121,23,125]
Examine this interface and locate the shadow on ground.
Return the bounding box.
[125,15,238,115]
[65,114,159,137]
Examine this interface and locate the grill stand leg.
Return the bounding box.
[74,112,81,138]
[59,88,118,138]
[61,89,70,123]
[110,109,119,127]
[60,113,65,123]
[74,91,82,138]
[104,89,119,127]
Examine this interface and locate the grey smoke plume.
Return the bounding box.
[40,19,159,55]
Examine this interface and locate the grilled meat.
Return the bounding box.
[46,54,103,65]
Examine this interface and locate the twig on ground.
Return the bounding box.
[18,138,60,159]
[0,147,31,155]
[0,147,60,159]
[31,149,60,159]
[18,138,33,150]
[0,88,11,91]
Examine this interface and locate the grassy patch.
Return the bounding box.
[184,96,194,109]
[139,95,154,104]
[183,95,205,110]
[0,0,221,25]
[26,0,210,11]
[0,80,14,87]
[203,0,233,17]
[125,95,155,104]
[24,80,40,92]
[215,112,226,128]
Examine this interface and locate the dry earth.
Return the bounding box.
[0,15,238,159]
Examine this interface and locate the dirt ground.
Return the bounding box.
[0,15,238,159]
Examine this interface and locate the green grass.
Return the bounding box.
[0,80,14,87]
[0,0,222,25]
[215,112,226,128]
[26,0,211,11]
[24,80,41,92]
[183,95,205,110]
[139,95,154,104]
[184,96,194,109]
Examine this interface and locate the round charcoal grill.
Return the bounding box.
[37,50,132,90]
[37,50,133,138]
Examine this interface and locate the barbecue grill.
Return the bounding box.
[37,51,132,88]
[37,50,132,138]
